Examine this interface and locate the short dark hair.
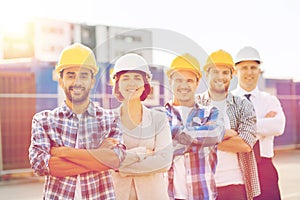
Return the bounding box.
[112,70,151,102]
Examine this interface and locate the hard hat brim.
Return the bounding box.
[167,68,202,79]
[234,58,262,65]
[111,69,152,81]
[203,63,235,73]
[55,64,99,76]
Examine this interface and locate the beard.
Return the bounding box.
[174,88,194,102]
[210,82,230,94]
[64,86,90,104]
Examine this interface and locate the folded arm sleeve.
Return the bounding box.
[28,113,52,176]
[193,107,225,146]
[237,99,257,148]
[257,96,286,137]
[119,114,173,175]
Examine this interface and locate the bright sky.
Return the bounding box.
[1,0,300,79]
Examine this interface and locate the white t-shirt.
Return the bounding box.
[74,114,82,200]
[173,106,193,199]
[211,100,244,187]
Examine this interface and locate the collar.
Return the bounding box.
[165,100,199,109]
[235,85,259,98]
[226,92,237,105]
[59,100,97,118]
[199,90,236,105]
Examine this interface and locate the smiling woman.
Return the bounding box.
[118,72,146,101]
[104,53,173,200]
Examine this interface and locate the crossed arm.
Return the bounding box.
[49,138,122,177]
[217,98,257,153]
[49,156,91,177]
[217,129,252,153]
[219,111,282,153]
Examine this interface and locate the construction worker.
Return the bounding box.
[232,46,286,200]
[165,53,225,199]
[109,53,173,200]
[29,43,126,199]
[196,50,260,200]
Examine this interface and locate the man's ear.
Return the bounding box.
[91,77,96,89]
[205,72,209,79]
[232,69,237,75]
[230,71,234,80]
[58,77,64,88]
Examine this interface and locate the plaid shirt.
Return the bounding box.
[165,102,225,200]
[196,92,261,200]
[29,101,125,200]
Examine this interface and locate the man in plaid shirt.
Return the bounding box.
[165,54,225,200]
[29,43,126,200]
[196,50,260,200]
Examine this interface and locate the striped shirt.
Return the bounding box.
[196,92,261,200]
[165,102,225,200]
[29,101,125,200]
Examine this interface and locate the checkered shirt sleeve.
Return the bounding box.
[165,102,223,199]
[29,101,124,199]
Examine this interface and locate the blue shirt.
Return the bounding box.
[165,102,224,200]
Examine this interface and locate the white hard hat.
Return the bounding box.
[111,53,152,80]
[234,46,262,65]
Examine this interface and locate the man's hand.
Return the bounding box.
[265,111,277,118]
[99,138,119,149]
[222,129,238,140]
[175,132,193,145]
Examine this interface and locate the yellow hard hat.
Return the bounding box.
[203,49,234,72]
[167,53,202,80]
[55,43,99,76]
